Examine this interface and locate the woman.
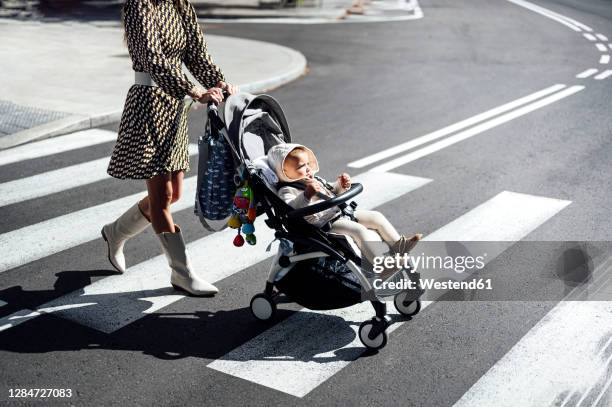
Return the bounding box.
[103,0,236,296]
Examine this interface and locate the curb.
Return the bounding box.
[0,45,307,151]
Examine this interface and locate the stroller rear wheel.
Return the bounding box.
[393,291,421,317]
[250,293,277,321]
[358,319,388,350]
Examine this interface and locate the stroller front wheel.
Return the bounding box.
[358,319,388,350]
[250,293,277,321]
[393,292,421,317]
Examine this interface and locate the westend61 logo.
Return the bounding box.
[368,252,491,295]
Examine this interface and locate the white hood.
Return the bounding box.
[267,143,320,183]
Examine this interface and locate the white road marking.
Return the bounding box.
[600,55,611,64]
[0,172,431,333]
[0,300,6,308]
[505,0,582,32]
[368,86,584,173]
[453,302,612,407]
[208,191,570,398]
[583,33,597,41]
[576,68,599,78]
[0,144,198,208]
[0,129,117,167]
[596,33,608,41]
[0,176,197,274]
[348,84,566,168]
[594,70,612,80]
[596,43,608,52]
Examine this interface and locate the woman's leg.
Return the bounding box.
[145,172,176,233]
[138,170,183,225]
[354,210,401,245]
[151,170,217,295]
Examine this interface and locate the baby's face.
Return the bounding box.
[283,150,314,180]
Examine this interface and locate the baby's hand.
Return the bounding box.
[337,173,351,190]
[304,178,323,200]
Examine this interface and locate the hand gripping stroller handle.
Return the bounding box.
[286,183,364,219]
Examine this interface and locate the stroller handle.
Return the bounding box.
[286,183,364,219]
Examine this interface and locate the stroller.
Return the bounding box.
[203,93,423,350]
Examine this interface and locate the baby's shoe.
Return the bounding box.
[391,234,423,256]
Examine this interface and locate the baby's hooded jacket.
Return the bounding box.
[267,143,348,227]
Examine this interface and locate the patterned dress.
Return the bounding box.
[107,0,225,179]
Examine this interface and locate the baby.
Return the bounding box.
[267,143,421,265]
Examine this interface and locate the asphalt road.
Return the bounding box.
[1,0,612,406]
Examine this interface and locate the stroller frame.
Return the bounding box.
[205,93,421,350]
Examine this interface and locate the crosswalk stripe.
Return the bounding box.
[0,172,431,333]
[0,144,198,208]
[0,129,118,167]
[453,301,612,407]
[206,191,571,397]
[0,177,197,274]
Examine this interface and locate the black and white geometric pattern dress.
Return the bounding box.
[107,0,225,179]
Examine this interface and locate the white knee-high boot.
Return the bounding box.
[157,225,218,296]
[101,202,150,273]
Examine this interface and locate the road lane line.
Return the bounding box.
[453,302,612,407]
[0,144,198,208]
[576,69,598,78]
[348,84,566,168]
[594,70,612,80]
[600,55,610,64]
[583,33,597,41]
[0,176,196,274]
[596,34,608,41]
[0,129,118,167]
[0,172,431,333]
[207,191,571,398]
[596,43,608,52]
[505,0,582,32]
[368,86,584,173]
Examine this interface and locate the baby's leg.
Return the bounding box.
[330,218,385,263]
[354,210,401,245]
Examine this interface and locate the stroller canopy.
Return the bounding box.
[224,93,292,163]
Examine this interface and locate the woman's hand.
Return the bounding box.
[190,86,224,104]
[216,81,238,96]
[337,173,351,190]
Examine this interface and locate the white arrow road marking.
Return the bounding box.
[0,144,198,208]
[348,84,566,168]
[0,172,431,333]
[576,69,599,78]
[367,86,584,173]
[453,302,612,407]
[207,191,571,398]
[0,129,118,167]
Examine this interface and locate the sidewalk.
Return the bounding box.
[0,18,306,149]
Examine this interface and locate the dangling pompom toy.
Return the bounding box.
[228,181,257,246]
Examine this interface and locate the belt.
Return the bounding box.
[134,71,157,87]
